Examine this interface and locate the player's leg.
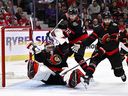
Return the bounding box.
[108,52,127,82]
[83,52,106,85]
[27,60,66,85]
[74,46,88,72]
[42,74,66,85]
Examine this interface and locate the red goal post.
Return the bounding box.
[1,26,32,87]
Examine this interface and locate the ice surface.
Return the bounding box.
[0,58,128,96]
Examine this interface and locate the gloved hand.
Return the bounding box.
[26,41,41,54]
[71,44,81,53]
[59,67,69,76]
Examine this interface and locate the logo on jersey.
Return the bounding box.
[48,54,62,65]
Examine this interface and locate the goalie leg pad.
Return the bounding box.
[42,74,66,85]
[27,60,39,79]
[33,64,56,81]
[68,69,85,88]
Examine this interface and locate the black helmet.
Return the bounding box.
[68,6,78,15]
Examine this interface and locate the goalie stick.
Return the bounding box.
[46,19,64,44]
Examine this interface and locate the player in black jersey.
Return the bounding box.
[58,6,89,73]
[72,14,127,84]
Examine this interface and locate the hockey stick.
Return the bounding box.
[46,19,64,44]
[60,53,99,76]
[51,19,64,33]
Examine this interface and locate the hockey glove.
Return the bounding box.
[71,44,80,53]
[26,41,41,54]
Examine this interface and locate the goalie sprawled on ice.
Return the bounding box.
[26,30,85,88]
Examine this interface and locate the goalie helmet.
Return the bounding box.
[44,41,54,52]
[44,41,62,65]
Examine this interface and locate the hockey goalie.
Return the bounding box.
[26,29,85,88]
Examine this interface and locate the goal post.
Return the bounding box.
[1,26,32,87]
[0,27,51,87]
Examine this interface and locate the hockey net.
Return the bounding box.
[0,27,32,87]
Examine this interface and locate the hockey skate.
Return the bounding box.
[81,76,90,86]
[68,69,84,88]
[121,74,127,82]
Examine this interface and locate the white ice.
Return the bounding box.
[0,58,128,96]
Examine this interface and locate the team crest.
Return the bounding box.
[48,54,62,65]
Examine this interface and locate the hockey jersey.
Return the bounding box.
[34,42,69,72]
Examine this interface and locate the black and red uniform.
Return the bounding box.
[33,42,69,85]
[59,13,88,72]
[81,22,126,78]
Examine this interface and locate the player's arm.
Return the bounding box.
[71,32,98,53]
[34,50,46,63]
[82,32,98,47]
[57,42,69,55]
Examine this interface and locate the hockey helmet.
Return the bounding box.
[44,41,54,52]
[68,6,78,21]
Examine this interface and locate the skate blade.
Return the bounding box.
[80,77,88,89]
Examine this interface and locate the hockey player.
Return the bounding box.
[58,6,89,74]
[26,40,85,88]
[72,14,127,84]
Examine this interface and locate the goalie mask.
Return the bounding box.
[44,42,54,53]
